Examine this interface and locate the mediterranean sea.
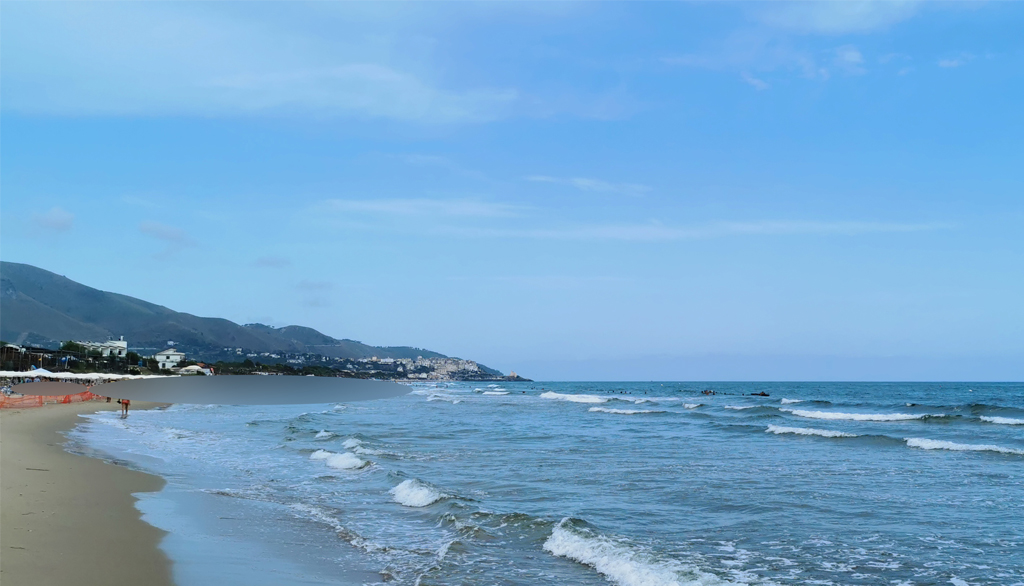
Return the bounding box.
[68,382,1024,586]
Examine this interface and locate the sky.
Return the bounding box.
[2,1,1022,381]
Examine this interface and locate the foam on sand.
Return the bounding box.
[389,479,448,507]
[782,409,940,422]
[905,438,1024,456]
[766,425,858,438]
[780,399,803,405]
[540,391,608,404]
[544,518,741,586]
[980,416,1024,425]
[589,407,664,415]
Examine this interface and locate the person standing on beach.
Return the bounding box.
[120,398,130,417]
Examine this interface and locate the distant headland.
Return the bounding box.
[0,262,529,382]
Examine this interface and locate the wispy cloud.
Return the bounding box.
[254,256,291,268]
[452,220,951,242]
[753,1,922,35]
[938,53,974,68]
[320,198,523,218]
[526,176,651,197]
[138,222,193,244]
[834,45,867,75]
[741,72,770,91]
[32,207,74,232]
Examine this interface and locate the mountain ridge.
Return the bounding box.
[0,261,459,364]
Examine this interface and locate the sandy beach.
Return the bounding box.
[0,401,173,586]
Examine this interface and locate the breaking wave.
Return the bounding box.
[980,416,1024,426]
[724,405,756,410]
[683,403,702,409]
[766,425,858,438]
[589,407,665,415]
[905,438,1024,456]
[780,399,803,405]
[309,449,368,469]
[782,409,945,422]
[540,391,608,404]
[390,478,448,507]
[314,430,333,439]
[543,518,741,586]
[483,391,509,395]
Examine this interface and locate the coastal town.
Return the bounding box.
[0,337,529,382]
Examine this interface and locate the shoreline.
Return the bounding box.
[0,401,174,586]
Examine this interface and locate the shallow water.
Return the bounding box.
[69,382,1024,586]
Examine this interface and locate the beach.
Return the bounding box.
[0,401,173,586]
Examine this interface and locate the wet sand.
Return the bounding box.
[0,401,174,586]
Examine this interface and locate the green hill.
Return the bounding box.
[0,261,451,362]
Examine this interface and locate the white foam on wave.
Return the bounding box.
[684,403,702,409]
[315,430,333,439]
[342,438,361,449]
[766,425,858,438]
[389,479,448,507]
[589,407,664,415]
[326,452,367,469]
[724,405,756,410]
[981,416,1024,425]
[782,408,938,422]
[905,438,1024,456]
[427,394,462,404]
[483,391,509,395]
[780,399,803,405]
[544,518,741,586]
[540,391,608,404]
[310,449,367,469]
[289,503,385,553]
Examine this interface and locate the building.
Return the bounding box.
[154,348,185,370]
[77,336,128,357]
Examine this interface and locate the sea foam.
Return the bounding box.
[310,450,367,469]
[540,391,608,404]
[483,391,509,395]
[980,416,1024,425]
[780,399,803,405]
[782,409,939,422]
[390,479,448,507]
[766,425,858,438]
[544,518,740,586]
[683,403,702,409]
[905,438,1024,456]
[589,407,664,415]
[724,405,756,410]
[315,430,333,439]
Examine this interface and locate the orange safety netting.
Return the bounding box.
[0,391,103,409]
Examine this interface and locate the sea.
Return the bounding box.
[66,382,1024,586]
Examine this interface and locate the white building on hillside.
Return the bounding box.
[154,348,185,370]
[77,336,128,357]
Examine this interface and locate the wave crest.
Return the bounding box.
[980,416,1024,425]
[390,479,448,507]
[782,408,942,422]
[905,438,1024,455]
[766,425,858,438]
[589,407,664,415]
[543,518,740,586]
[540,391,608,404]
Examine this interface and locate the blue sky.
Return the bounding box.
[2,2,1022,380]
